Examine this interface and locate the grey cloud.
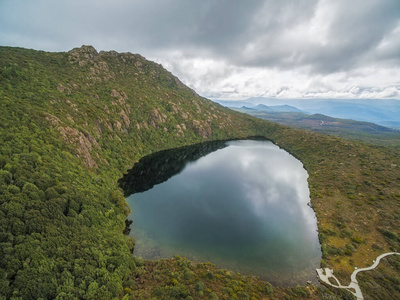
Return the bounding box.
[1,0,399,99]
[235,0,400,74]
[1,0,399,74]
[303,0,400,73]
[0,1,264,57]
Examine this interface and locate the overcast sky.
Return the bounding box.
[1,0,399,100]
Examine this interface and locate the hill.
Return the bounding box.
[1,46,400,299]
[0,45,267,299]
[254,104,303,113]
[218,97,400,129]
[232,107,400,146]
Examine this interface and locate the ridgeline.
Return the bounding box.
[1,46,399,299]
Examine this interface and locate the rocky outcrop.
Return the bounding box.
[68,46,116,81]
[43,112,61,128]
[58,126,100,169]
[46,46,241,167]
[148,108,167,128]
[175,124,185,137]
[43,112,100,169]
[68,45,99,66]
[192,120,212,138]
[110,89,131,132]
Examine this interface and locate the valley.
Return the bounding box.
[230,106,400,147]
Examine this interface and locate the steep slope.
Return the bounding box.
[1,46,400,299]
[0,45,277,299]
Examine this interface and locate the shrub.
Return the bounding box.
[183,269,194,280]
[168,284,189,299]
[134,256,145,267]
[381,230,400,241]
[292,285,309,297]
[209,292,219,300]
[8,185,20,194]
[263,282,274,295]
[351,236,363,244]
[153,286,162,297]
[45,187,60,199]
[206,271,215,279]
[195,281,205,295]
[22,182,40,193]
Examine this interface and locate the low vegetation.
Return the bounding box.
[358,255,400,300]
[232,108,400,146]
[129,255,348,299]
[0,46,399,299]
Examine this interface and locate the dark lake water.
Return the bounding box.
[121,140,321,285]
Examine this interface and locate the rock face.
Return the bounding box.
[68,45,99,66]
[58,126,99,169]
[148,108,167,128]
[44,111,100,168]
[110,89,131,131]
[40,45,249,168]
[192,120,212,138]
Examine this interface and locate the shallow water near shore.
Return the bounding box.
[123,140,321,286]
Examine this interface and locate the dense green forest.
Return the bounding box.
[1,46,399,299]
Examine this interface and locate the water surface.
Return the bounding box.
[122,140,321,285]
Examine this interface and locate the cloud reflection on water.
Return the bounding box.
[126,140,321,285]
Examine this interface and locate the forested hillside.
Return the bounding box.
[1,46,400,299]
[0,45,269,299]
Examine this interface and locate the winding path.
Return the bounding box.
[316,252,400,300]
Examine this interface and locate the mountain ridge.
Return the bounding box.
[216,97,400,129]
[231,105,400,146]
[1,45,400,299]
[254,104,303,113]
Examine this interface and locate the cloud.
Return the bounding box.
[0,0,399,100]
[233,0,400,72]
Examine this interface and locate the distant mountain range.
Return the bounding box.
[250,104,303,113]
[230,104,400,146]
[215,98,400,129]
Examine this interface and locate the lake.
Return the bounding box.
[121,139,321,285]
